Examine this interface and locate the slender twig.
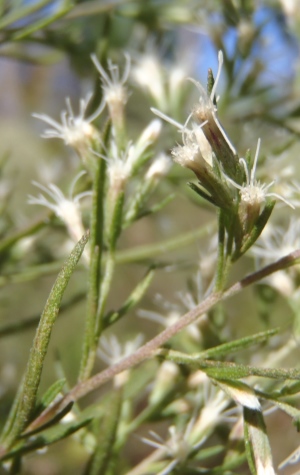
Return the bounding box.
[0,213,51,257]
[0,224,214,289]
[0,292,86,338]
[25,249,300,433]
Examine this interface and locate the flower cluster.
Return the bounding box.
[21,49,298,475]
[153,51,292,261]
[31,53,167,258]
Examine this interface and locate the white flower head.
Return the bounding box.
[108,150,131,190]
[252,218,300,296]
[189,374,231,441]
[97,333,144,366]
[33,94,103,152]
[145,153,172,181]
[191,50,223,122]
[280,0,298,19]
[171,126,212,177]
[190,51,237,163]
[125,119,162,172]
[149,361,180,406]
[28,171,91,261]
[151,108,213,179]
[132,44,190,113]
[98,333,144,387]
[100,141,134,194]
[169,64,188,100]
[282,180,300,208]
[131,52,167,110]
[91,53,131,113]
[141,416,207,475]
[135,118,162,151]
[253,219,300,262]
[138,285,203,343]
[230,139,294,209]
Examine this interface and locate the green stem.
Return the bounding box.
[116,222,216,263]
[95,250,115,337]
[214,210,226,291]
[96,190,124,337]
[0,214,51,257]
[78,157,106,382]
[0,224,215,289]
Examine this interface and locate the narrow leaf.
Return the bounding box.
[243,407,275,475]
[104,268,155,327]
[155,350,300,381]
[1,412,91,461]
[38,379,66,412]
[233,200,276,261]
[0,232,89,451]
[198,328,278,359]
[215,379,261,410]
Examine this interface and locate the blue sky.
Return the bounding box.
[194,5,299,93]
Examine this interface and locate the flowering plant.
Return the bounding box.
[1,2,300,475]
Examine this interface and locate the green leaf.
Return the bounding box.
[254,388,300,422]
[200,361,300,381]
[244,411,257,475]
[198,328,279,359]
[38,379,67,413]
[10,2,73,41]
[115,222,216,264]
[0,232,89,451]
[21,402,74,439]
[273,380,300,397]
[155,350,300,381]
[232,200,276,261]
[133,194,175,223]
[243,407,275,475]
[214,379,260,410]
[1,412,92,461]
[187,182,218,207]
[109,190,125,247]
[104,268,155,327]
[0,215,50,258]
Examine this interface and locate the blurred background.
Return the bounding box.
[1,0,300,473]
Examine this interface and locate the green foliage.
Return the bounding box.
[1,1,300,474]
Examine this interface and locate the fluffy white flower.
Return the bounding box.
[28,171,91,262]
[97,333,144,387]
[228,139,293,209]
[33,94,103,151]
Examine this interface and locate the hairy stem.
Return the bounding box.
[25,248,300,434]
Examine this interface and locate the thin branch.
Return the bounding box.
[24,249,300,434]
